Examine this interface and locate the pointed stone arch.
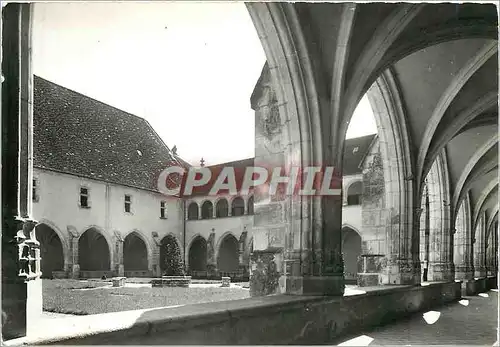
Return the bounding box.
[35,219,70,271]
[123,230,152,273]
[423,150,453,281]
[159,234,183,275]
[36,222,66,278]
[78,226,112,273]
[365,68,416,285]
[216,232,240,274]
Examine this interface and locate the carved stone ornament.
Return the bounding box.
[113,230,124,242]
[67,225,79,238]
[15,217,41,281]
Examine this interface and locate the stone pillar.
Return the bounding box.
[113,231,124,276]
[428,202,455,282]
[2,3,41,340]
[198,205,202,220]
[419,191,429,282]
[473,213,487,278]
[250,63,344,296]
[70,236,80,279]
[486,225,495,276]
[238,230,248,277]
[454,199,474,281]
[206,232,216,278]
[116,241,124,277]
[493,221,498,274]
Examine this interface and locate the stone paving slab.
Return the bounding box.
[335,289,499,346]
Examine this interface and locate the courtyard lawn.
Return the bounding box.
[42,279,250,315]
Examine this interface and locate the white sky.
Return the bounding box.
[33,2,376,166]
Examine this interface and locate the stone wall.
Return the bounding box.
[8,281,466,345]
[32,168,184,278]
[250,63,289,296]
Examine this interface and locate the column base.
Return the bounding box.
[379,259,421,285]
[279,275,345,296]
[474,268,486,278]
[454,265,474,281]
[2,279,27,340]
[71,264,80,279]
[428,262,455,282]
[357,273,379,287]
[357,254,384,287]
[461,279,478,296]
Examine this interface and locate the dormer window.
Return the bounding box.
[353,147,359,154]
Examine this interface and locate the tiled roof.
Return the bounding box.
[343,134,377,175]
[33,75,189,192]
[188,158,255,197]
[185,135,376,197]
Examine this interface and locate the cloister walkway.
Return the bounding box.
[335,289,499,346]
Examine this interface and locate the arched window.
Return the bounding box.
[347,181,362,205]
[187,202,199,220]
[216,199,229,218]
[248,196,254,215]
[201,201,213,219]
[231,197,245,216]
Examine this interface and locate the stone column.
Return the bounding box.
[70,236,80,279]
[486,226,495,276]
[491,221,498,275]
[2,3,41,340]
[454,199,474,280]
[428,202,454,282]
[114,231,124,277]
[473,213,487,278]
[206,232,216,278]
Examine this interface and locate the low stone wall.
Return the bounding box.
[124,270,152,278]
[9,281,464,345]
[79,271,114,279]
[151,276,192,288]
[460,276,497,296]
[486,276,497,290]
[51,271,68,279]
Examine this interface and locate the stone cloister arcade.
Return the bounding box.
[1,1,498,341]
[249,2,498,296]
[186,195,254,220]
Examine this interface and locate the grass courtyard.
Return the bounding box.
[42,279,250,315]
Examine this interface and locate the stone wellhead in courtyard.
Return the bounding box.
[1,1,499,345]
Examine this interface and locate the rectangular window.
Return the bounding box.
[124,194,131,213]
[32,178,39,202]
[160,201,167,219]
[80,187,89,208]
